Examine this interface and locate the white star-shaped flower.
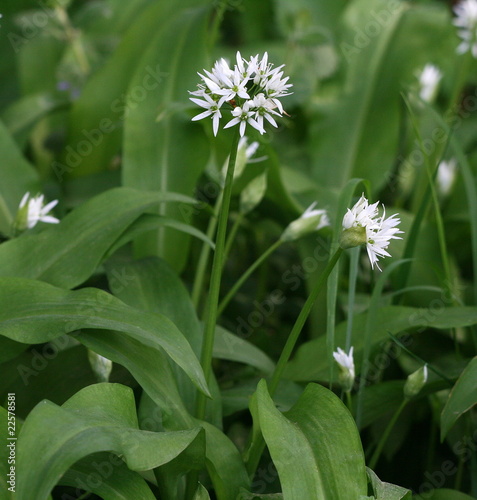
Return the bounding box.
[418,64,442,102]
[17,192,60,230]
[190,93,222,136]
[453,0,477,56]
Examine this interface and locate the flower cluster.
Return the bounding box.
[189,51,292,137]
[13,192,59,233]
[340,194,403,271]
[453,0,477,57]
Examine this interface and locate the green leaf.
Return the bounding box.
[440,357,477,440]
[284,306,477,382]
[193,483,211,500]
[59,452,157,500]
[0,277,209,397]
[0,187,196,289]
[16,383,204,500]
[122,4,211,270]
[366,468,412,499]
[253,380,367,499]
[413,489,477,500]
[214,325,275,375]
[0,119,39,235]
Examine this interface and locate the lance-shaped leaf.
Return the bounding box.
[252,380,367,499]
[16,383,204,500]
[0,277,209,396]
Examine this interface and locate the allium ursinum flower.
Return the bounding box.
[13,192,59,233]
[189,51,292,137]
[418,64,442,102]
[281,202,330,242]
[333,347,355,393]
[453,0,477,57]
[437,158,458,197]
[220,136,266,181]
[340,194,403,271]
[404,365,428,399]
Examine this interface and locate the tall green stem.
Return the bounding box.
[196,129,240,421]
[368,399,408,470]
[217,239,283,316]
[245,246,343,476]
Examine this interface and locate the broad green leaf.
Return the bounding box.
[440,357,477,440]
[237,492,283,500]
[0,337,28,364]
[367,468,412,499]
[16,383,204,500]
[253,380,367,499]
[413,489,477,500]
[59,452,156,500]
[214,325,275,375]
[284,306,477,382]
[122,4,211,270]
[105,256,221,424]
[0,119,39,236]
[0,187,196,289]
[0,277,209,396]
[76,329,193,429]
[64,1,180,177]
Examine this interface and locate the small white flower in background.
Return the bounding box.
[13,192,59,233]
[333,346,355,393]
[437,158,458,197]
[281,202,330,242]
[404,364,428,399]
[88,350,113,383]
[340,194,403,271]
[453,0,477,57]
[417,64,442,102]
[189,51,292,137]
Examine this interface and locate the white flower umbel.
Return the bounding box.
[14,192,59,233]
[453,0,477,57]
[333,347,355,392]
[281,202,330,242]
[340,194,403,271]
[437,158,458,197]
[418,64,442,102]
[189,51,292,136]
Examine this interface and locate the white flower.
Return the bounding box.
[190,93,222,136]
[333,347,355,392]
[281,202,330,241]
[418,64,442,102]
[15,192,59,231]
[189,51,292,136]
[224,100,265,137]
[453,0,477,56]
[437,158,458,197]
[341,194,403,271]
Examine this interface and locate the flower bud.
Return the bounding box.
[281,203,329,242]
[88,350,113,383]
[333,347,355,393]
[404,365,428,399]
[240,172,267,214]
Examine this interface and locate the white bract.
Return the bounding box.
[15,192,59,232]
[281,202,330,242]
[418,64,442,102]
[340,194,403,271]
[189,51,292,136]
[453,0,477,57]
[333,347,355,392]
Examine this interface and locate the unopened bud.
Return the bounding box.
[404,365,428,399]
[339,226,367,249]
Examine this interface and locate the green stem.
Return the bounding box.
[192,190,223,312]
[223,212,244,264]
[217,238,283,316]
[368,399,408,470]
[245,246,344,477]
[196,129,240,421]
